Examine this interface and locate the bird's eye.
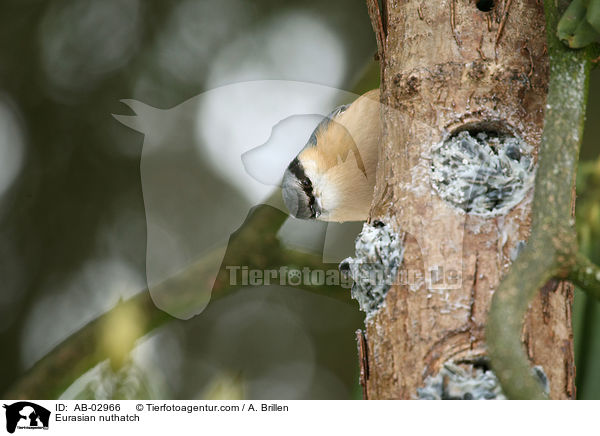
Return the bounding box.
[302,179,310,187]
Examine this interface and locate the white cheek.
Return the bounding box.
[303,165,338,214]
[313,177,339,215]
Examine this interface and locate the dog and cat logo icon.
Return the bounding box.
[3,402,50,433]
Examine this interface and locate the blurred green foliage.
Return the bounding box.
[557,0,600,48]
[0,0,376,400]
[573,69,600,398]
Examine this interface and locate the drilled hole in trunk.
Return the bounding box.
[430,126,535,216]
[476,0,494,12]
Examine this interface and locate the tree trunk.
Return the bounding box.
[361,0,574,399]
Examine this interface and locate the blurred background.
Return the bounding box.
[0,0,598,400]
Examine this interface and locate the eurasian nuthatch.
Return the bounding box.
[282,89,380,222]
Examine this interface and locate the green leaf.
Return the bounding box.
[586,0,600,33]
[570,17,600,48]
[558,0,590,44]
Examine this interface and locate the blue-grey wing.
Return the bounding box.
[304,103,351,149]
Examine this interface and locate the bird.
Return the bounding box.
[282,88,381,222]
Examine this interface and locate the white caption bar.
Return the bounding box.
[0,400,590,435]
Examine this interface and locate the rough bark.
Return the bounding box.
[363,0,574,399]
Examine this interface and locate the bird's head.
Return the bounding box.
[282,157,323,219]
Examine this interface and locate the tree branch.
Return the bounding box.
[570,254,600,299]
[3,193,352,399]
[486,0,593,399]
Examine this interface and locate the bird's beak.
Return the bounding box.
[314,196,322,218]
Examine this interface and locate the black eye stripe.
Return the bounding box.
[287,158,305,180]
[287,159,312,192]
[287,158,318,218]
